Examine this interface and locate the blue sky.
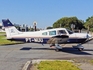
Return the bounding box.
[0,0,93,28]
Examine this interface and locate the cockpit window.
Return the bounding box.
[42,32,47,35]
[58,30,67,34]
[49,30,56,35]
[67,29,73,34]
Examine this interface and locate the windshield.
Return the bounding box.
[67,29,73,34]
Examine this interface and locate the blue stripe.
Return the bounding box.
[8,38,87,44]
[68,38,87,43]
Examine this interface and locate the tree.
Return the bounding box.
[84,16,93,32]
[53,17,84,30]
[46,26,53,29]
[86,16,93,21]
[14,23,21,31]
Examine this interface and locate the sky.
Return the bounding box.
[0,0,93,28]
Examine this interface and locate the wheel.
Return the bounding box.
[78,48,84,51]
[55,48,59,52]
[59,49,63,51]
[50,44,55,47]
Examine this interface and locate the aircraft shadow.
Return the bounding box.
[31,47,55,50]
[61,47,92,55]
[83,49,93,51]
[29,47,92,55]
[20,47,32,50]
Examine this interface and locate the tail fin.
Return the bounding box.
[2,19,21,39]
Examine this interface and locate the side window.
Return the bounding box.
[67,29,73,34]
[49,31,56,35]
[58,30,67,34]
[42,32,47,35]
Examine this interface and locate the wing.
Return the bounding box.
[81,37,93,44]
[47,35,69,44]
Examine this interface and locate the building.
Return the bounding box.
[0,23,5,32]
[0,23,2,29]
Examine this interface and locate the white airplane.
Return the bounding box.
[2,19,92,51]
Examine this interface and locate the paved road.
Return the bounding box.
[0,42,93,70]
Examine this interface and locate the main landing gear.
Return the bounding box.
[50,44,62,52]
[50,43,84,52]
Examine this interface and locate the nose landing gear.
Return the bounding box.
[73,44,84,51]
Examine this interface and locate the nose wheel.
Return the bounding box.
[73,44,84,51]
[78,48,84,51]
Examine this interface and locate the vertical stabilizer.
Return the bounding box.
[2,19,21,39]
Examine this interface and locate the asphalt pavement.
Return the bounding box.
[0,41,93,70]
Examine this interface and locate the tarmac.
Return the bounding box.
[0,40,93,70]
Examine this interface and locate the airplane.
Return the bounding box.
[2,19,92,51]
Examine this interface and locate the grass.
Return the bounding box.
[0,32,22,45]
[0,35,17,45]
[90,60,93,64]
[37,61,81,70]
[0,32,6,34]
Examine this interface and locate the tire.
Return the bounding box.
[78,48,84,51]
[55,48,59,52]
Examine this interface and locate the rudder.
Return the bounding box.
[2,19,21,39]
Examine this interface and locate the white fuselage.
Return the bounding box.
[8,28,91,43]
